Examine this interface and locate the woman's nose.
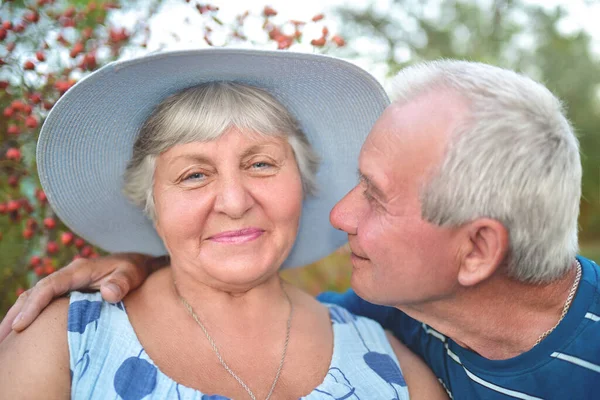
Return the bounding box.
[213,174,254,219]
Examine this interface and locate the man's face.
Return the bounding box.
[330,91,469,307]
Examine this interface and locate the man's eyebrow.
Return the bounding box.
[357,170,386,200]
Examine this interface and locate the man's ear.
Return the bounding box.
[457,219,508,287]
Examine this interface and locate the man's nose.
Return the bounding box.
[330,185,362,235]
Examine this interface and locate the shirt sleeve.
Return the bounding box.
[317,289,428,359]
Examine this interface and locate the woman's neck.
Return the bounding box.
[169,267,291,335]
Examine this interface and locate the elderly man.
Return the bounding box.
[2,60,599,399]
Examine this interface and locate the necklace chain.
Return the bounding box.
[534,259,581,346]
[178,282,293,400]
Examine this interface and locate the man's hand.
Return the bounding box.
[0,253,167,342]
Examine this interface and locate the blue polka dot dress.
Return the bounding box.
[68,292,410,399]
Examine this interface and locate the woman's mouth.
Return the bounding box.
[208,228,265,244]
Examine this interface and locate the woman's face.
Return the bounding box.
[152,127,304,289]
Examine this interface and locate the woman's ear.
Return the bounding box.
[457,219,509,287]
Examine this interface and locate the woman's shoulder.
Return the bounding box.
[1,295,70,349]
[0,296,70,398]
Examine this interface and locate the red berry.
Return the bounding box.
[34,265,44,277]
[7,200,20,212]
[0,28,6,41]
[74,238,85,249]
[46,241,59,254]
[2,21,13,30]
[7,124,20,135]
[24,12,39,23]
[35,51,45,62]
[23,228,34,239]
[36,189,47,203]
[81,245,93,258]
[69,42,84,58]
[25,115,38,128]
[263,6,277,17]
[311,37,326,47]
[11,100,25,111]
[0,204,6,214]
[43,217,56,229]
[16,287,25,297]
[29,93,42,104]
[44,265,56,275]
[61,231,74,246]
[331,35,345,47]
[6,147,21,161]
[312,13,325,22]
[23,60,35,70]
[7,175,18,187]
[3,106,14,117]
[64,6,76,18]
[30,255,42,267]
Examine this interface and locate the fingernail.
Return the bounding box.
[104,283,121,297]
[12,312,22,328]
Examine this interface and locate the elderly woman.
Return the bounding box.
[0,49,446,399]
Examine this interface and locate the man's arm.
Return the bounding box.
[0,253,167,342]
[385,332,449,400]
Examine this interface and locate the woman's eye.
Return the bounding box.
[183,172,205,181]
[251,162,270,169]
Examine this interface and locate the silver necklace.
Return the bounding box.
[177,283,293,400]
[534,259,582,346]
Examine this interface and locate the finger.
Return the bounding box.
[0,290,29,340]
[12,262,91,331]
[98,263,147,303]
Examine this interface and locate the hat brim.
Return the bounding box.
[37,49,390,269]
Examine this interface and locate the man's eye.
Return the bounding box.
[183,172,205,181]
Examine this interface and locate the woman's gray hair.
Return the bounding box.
[391,60,581,283]
[123,82,320,220]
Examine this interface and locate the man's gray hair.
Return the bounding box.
[123,82,320,220]
[392,60,581,283]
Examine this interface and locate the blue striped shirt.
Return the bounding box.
[318,255,600,399]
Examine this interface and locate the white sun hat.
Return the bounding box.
[37,48,390,269]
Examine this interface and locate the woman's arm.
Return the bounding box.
[385,331,449,400]
[0,297,71,399]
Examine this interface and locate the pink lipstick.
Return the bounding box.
[209,228,264,244]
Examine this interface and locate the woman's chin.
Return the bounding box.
[203,259,281,289]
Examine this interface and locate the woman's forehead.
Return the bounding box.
[159,129,290,162]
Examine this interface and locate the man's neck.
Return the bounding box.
[398,262,580,360]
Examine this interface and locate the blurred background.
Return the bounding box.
[1,0,600,318]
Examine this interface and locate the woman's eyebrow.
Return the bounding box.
[168,154,213,166]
